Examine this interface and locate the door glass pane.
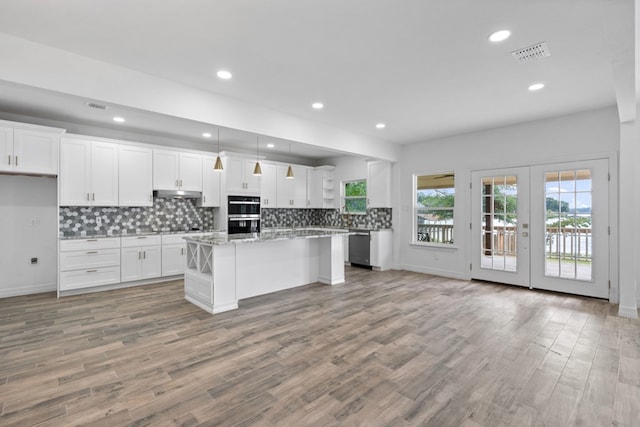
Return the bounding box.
[544,170,592,281]
[481,175,518,272]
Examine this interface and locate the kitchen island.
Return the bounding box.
[183,229,350,314]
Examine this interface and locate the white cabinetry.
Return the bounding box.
[161,233,200,276]
[276,164,308,208]
[60,136,119,206]
[260,163,277,207]
[120,235,161,282]
[200,156,221,207]
[119,144,153,206]
[153,149,202,191]
[224,156,261,194]
[370,229,392,271]
[59,238,121,291]
[309,166,335,208]
[367,160,392,208]
[0,122,64,175]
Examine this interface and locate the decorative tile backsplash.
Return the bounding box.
[262,208,392,229]
[59,198,215,236]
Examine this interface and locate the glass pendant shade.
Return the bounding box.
[286,165,294,179]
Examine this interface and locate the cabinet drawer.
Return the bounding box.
[60,237,120,251]
[59,266,121,291]
[60,248,120,271]
[121,235,161,247]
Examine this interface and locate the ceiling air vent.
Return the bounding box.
[511,42,551,64]
[86,102,109,110]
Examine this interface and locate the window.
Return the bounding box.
[344,180,367,214]
[415,173,455,244]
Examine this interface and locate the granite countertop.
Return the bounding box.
[60,229,222,240]
[185,228,352,246]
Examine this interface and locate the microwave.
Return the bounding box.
[227,195,261,234]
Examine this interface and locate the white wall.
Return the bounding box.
[0,175,58,297]
[395,107,620,288]
[324,155,369,204]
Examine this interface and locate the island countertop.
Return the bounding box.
[184,228,351,246]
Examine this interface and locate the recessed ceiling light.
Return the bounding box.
[217,70,232,80]
[528,82,545,91]
[267,143,275,148]
[376,123,386,129]
[113,116,125,123]
[202,132,212,138]
[312,102,324,109]
[489,30,511,43]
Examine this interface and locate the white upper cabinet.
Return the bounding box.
[367,160,392,208]
[308,166,335,209]
[276,164,308,208]
[0,122,64,175]
[224,156,261,194]
[60,136,119,206]
[153,149,202,191]
[260,162,277,207]
[200,155,221,207]
[119,144,153,206]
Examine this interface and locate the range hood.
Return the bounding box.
[153,190,202,199]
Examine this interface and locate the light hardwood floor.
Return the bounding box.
[1,267,638,426]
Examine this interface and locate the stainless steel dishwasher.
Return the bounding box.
[348,229,371,268]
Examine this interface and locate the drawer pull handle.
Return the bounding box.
[86,239,99,242]
[86,269,98,273]
[86,251,98,254]
[137,236,147,239]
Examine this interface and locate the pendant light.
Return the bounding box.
[253,136,262,176]
[286,143,294,179]
[213,128,223,171]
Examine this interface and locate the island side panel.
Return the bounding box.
[318,234,345,285]
[212,244,238,313]
[235,238,320,299]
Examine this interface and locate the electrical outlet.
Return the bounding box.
[30,257,38,265]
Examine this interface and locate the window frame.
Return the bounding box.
[343,179,367,215]
[413,172,456,246]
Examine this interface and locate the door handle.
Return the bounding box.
[7,155,10,165]
[15,156,18,166]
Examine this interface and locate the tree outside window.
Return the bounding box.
[415,173,455,244]
[344,180,367,214]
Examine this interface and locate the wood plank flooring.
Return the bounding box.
[1,267,639,426]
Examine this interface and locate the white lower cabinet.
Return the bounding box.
[120,236,161,282]
[370,229,392,271]
[59,238,121,291]
[161,233,199,276]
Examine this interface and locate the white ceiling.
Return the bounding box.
[0,0,633,159]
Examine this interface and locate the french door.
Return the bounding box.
[471,160,609,298]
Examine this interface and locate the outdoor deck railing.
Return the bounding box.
[417,224,592,260]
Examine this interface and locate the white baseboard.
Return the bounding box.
[400,264,469,281]
[59,276,179,297]
[618,305,639,319]
[0,283,56,298]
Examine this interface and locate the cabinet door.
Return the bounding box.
[141,246,162,279]
[307,168,318,208]
[225,157,246,193]
[162,244,185,276]
[276,165,294,207]
[367,161,391,208]
[244,160,262,194]
[0,126,14,173]
[153,150,179,190]
[119,145,153,206]
[260,163,277,207]
[179,153,203,191]
[91,141,119,206]
[13,129,59,175]
[292,165,308,208]
[120,247,142,282]
[201,156,221,207]
[60,138,91,206]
